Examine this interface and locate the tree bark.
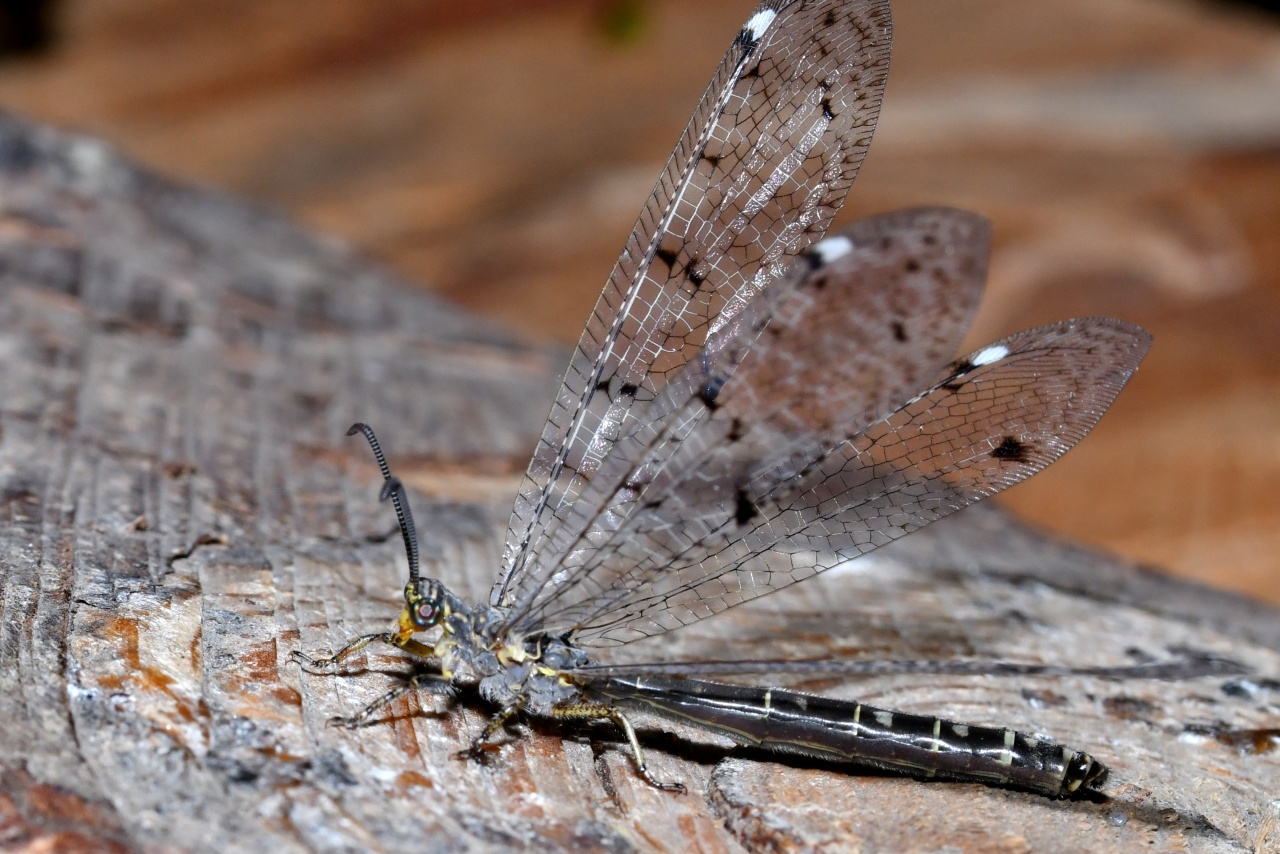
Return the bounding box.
[1,114,1277,853]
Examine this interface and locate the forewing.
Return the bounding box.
[562,318,1152,645]
[504,208,990,635]
[494,0,894,610]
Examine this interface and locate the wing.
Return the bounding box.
[554,318,1152,645]
[500,207,991,635]
[493,0,894,611]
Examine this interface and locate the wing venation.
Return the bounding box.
[560,319,1151,645]
[505,207,992,636]
[494,0,894,616]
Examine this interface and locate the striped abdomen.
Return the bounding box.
[587,675,1107,798]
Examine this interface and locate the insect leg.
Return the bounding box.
[291,632,392,672]
[454,704,522,761]
[553,703,685,792]
[294,632,452,729]
[326,672,457,729]
[293,634,437,672]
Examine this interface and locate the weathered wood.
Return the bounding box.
[1,115,1278,853]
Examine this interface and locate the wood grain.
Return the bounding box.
[0,114,1277,853]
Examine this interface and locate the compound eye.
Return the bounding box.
[412,599,439,628]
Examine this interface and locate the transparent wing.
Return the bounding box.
[493,0,894,611]
[546,318,1151,645]
[502,207,991,635]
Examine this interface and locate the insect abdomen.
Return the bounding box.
[588,676,1107,798]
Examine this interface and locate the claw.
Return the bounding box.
[454,742,500,763]
[291,649,340,672]
[327,712,383,729]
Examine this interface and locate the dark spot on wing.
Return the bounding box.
[655,245,679,270]
[700,376,726,409]
[821,98,835,120]
[941,358,975,391]
[619,383,639,399]
[727,417,745,442]
[905,258,920,273]
[891,321,907,342]
[734,489,758,526]
[991,436,1030,462]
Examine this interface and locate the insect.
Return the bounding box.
[293,0,1169,798]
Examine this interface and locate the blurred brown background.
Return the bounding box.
[0,0,1275,604]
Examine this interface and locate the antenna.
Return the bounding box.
[347,422,420,586]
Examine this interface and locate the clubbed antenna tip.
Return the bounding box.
[347,422,420,586]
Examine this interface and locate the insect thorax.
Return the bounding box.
[479,636,589,716]
[436,599,590,717]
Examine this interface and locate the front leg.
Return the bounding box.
[327,672,457,729]
[293,631,449,728]
[292,632,391,673]
[292,633,437,673]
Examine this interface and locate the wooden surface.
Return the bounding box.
[0,113,1278,853]
[0,1,1279,852]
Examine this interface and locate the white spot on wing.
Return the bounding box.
[812,235,854,264]
[745,9,777,40]
[973,344,1009,366]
